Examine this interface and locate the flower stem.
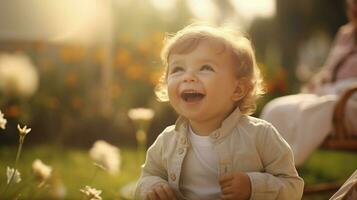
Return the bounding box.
[89,167,99,186]
[136,129,147,165]
[15,136,24,167]
[3,136,25,195]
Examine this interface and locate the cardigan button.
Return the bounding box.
[178,148,184,155]
[170,173,176,181]
[180,137,187,145]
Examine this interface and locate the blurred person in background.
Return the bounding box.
[261,0,357,167]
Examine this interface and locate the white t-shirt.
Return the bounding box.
[180,126,221,200]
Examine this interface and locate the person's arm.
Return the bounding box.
[303,24,353,93]
[134,133,170,200]
[246,123,304,200]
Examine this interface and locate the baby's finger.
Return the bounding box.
[219,179,232,188]
[221,185,233,194]
[144,195,149,200]
[154,186,169,200]
[219,173,234,185]
[146,191,158,200]
[162,184,176,200]
[221,193,234,200]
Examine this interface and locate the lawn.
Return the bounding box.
[0,145,356,199]
[300,149,357,200]
[0,145,141,199]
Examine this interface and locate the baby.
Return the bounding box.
[135,23,304,200]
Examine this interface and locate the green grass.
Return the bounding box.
[300,150,357,200]
[300,150,357,183]
[0,145,141,199]
[0,145,356,199]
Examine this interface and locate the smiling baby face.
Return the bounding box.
[167,38,246,124]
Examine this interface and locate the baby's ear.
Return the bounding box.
[231,78,249,101]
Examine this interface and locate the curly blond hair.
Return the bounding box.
[155,23,265,115]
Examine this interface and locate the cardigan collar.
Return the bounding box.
[174,107,243,142]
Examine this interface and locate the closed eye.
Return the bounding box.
[169,66,184,74]
[200,64,215,72]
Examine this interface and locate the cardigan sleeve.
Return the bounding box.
[247,123,304,200]
[134,133,169,200]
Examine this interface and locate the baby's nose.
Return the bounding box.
[183,72,197,82]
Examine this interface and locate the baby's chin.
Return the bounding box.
[176,109,204,120]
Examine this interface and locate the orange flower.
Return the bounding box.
[71,96,83,109]
[60,46,85,62]
[5,105,20,118]
[65,72,78,87]
[266,68,288,93]
[46,97,59,109]
[137,42,150,56]
[125,65,146,80]
[115,49,131,66]
[275,69,288,93]
[148,71,163,86]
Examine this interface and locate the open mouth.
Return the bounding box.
[180,91,205,102]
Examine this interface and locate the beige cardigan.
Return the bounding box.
[135,107,304,200]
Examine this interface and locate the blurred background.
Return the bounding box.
[0,0,355,199]
[0,0,347,147]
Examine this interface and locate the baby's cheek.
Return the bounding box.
[166,84,180,111]
[166,78,177,91]
[167,85,176,101]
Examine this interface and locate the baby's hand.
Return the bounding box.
[218,171,251,200]
[144,182,177,200]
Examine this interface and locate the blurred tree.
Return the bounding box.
[0,0,348,147]
[250,0,347,91]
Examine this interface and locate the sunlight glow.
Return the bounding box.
[230,0,276,22]
[49,0,110,44]
[0,0,110,44]
[149,0,176,12]
[187,0,219,22]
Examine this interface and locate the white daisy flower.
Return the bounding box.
[80,185,102,200]
[89,140,121,175]
[17,124,31,137]
[32,159,52,182]
[0,53,39,97]
[128,108,155,121]
[0,110,7,130]
[6,166,21,184]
